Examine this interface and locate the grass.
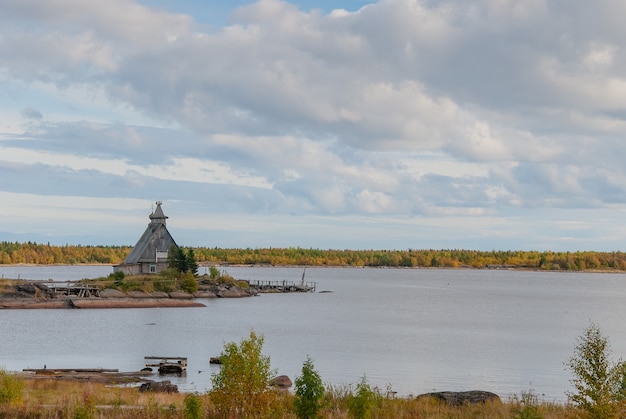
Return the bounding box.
[0,376,573,418]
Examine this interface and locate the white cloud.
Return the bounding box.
[1,0,626,250]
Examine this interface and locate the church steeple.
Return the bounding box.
[149,201,168,226]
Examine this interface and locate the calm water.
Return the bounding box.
[1,265,626,402]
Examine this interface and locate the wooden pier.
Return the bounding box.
[44,281,101,298]
[247,280,316,293]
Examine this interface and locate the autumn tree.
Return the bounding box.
[567,322,626,418]
[210,331,280,417]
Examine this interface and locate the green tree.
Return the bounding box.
[566,322,624,418]
[210,331,278,417]
[294,355,325,419]
[186,248,199,275]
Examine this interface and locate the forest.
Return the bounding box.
[2,241,626,271]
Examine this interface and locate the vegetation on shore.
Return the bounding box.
[3,241,626,271]
[2,324,625,418]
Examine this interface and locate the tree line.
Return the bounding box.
[2,241,626,271]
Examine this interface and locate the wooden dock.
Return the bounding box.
[44,281,101,298]
[247,280,316,293]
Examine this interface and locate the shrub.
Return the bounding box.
[210,331,279,417]
[180,272,198,293]
[183,393,202,419]
[566,322,624,418]
[348,375,376,419]
[0,368,24,406]
[513,389,543,419]
[294,355,325,419]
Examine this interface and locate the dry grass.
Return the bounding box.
[0,376,574,418]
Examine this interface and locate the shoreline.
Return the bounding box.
[2,262,625,273]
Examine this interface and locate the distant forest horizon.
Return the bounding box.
[2,241,626,272]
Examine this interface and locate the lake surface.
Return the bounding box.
[1,265,626,402]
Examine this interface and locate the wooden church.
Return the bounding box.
[114,201,178,275]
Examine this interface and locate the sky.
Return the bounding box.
[2,0,626,251]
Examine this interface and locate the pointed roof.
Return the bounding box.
[122,202,177,264]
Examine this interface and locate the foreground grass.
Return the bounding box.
[0,377,572,418]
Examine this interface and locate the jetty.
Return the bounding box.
[247,280,316,293]
[145,356,187,374]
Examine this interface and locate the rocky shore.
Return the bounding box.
[0,280,257,309]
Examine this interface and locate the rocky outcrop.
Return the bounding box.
[99,288,126,298]
[68,298,205,308]
[417,391,501,406]
[1,280,255,308]
[168,291,194,299]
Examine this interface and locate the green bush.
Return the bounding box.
[210,331,279,417]
[183,393,201,419]
[566,322,625,418]
[0,368,23,406]
[348,376,376,419]
[294,355,325,419]
[180,272,198,293]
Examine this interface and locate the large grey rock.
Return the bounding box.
[417,391,501,406]
[127,291,151,298]
[269,375,292,389]
[168,291,194,299]
[194,291,217,298]
[138,380,178,393]
[216,286,245,298]
[100,288,126,298]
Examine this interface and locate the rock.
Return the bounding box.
[127,291,151,298]
[216,287,245,298]
[168,291,194,299]
[33,282,55,298]
[100,288,126,298]
[417,391,501,406]
[194,291,217,298]
[269,375,292,389]
[17,283,37,294]
[138,380,178,393]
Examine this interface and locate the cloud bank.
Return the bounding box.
[1,0,626,250]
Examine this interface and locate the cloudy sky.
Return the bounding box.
[1,0,626,251]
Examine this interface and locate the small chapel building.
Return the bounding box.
[114,201,178,275]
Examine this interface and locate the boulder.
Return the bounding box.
[17,283,37,294]
[194,291,217,298]
[33,282,55,298]
[100,288,126,298]
[138,380,178,393]
[127,291,151,298]
[216,287,245,298]
[269,375,293,389]
[168,291,194,299]
[417,391,501,406]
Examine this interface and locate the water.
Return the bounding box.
[1,265,626,402]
